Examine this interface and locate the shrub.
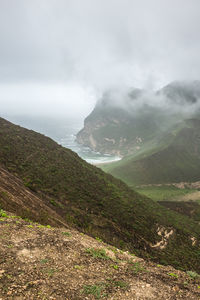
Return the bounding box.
[85,248,110,260]
[186,270,200,279]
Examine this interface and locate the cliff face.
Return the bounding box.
[76,106,140,156]
[76,81,200,156]
[76,93,164,156]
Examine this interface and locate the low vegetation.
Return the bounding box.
[85,248,111,260]
[0,212,200,299]
[0,117,200,273]
[134,185,197,202]
[102,119,200,185]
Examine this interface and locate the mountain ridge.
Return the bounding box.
[0,117,200,273]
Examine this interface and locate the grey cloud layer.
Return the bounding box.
[0,0,200,120]
[0,0,200,89]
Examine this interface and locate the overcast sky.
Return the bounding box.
[0,0,200,120]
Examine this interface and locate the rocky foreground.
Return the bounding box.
[0,211,200,300]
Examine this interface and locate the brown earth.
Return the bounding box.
[0,213,200,300]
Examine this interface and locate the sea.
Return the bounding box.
[57,124,121,165]
[4,115,121,165]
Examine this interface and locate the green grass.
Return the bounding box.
[103,146,200,186]
[134,186,197,202]
[186,271,200,280]
[110,264,118,270]
[134,186,200,222]
[1,117,200,273]
[111,280,128,289]
[101,120,200,186]
[82,284,106,299]
[82,279,129,299]
[40,259,49,264]
[85,248,111,260]
[0,209,8,218]
[128,261,146,274]
[168,272,179,278]
[62,231,71,236]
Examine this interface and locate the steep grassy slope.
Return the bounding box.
[102,119,200,185]
[0,166,68,227]
[1,212,200,299]
[0,117,200,272]
[158,200,200,223]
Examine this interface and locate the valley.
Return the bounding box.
[76,81,200,233]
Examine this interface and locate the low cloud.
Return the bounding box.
[97,81,200,121]
[0,0,200,120]
[0,83,96,119]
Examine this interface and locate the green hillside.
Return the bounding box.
[0,117,200,272]
[101,119,200,185]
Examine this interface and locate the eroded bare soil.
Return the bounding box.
[0,213,200,300]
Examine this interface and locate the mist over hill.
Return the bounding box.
[76,80,200,155]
